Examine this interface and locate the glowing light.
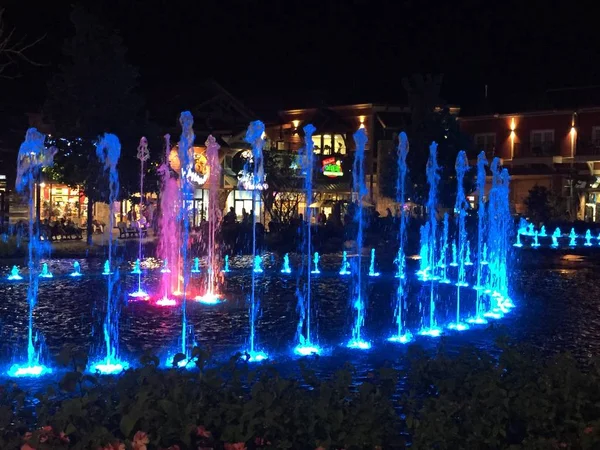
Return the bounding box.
[293,344,322,356]
[89,359,129,375]
[346,339,371,350]
[247,350,269,362]
[448,322,469,331]
[455,281,469,287]
[8,266,23,280]
[419,327,442,337]
[484,311,503,320]
[131,259,142,275]
[190,257,200,273]
[292,120,300,128]
[510,118,516,131]
[156,297,177,306]
[128,290,149,300]
[194,293,222,305]
[7,364,52,378]
[39,263,53,278]
[388,332,413,344]
[467,316,488,325]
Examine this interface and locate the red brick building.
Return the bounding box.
[459,107,600,221]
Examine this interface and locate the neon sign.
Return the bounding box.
[322,157,343,178]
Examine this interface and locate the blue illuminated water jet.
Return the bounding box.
[450,242,458,266]
[585,229,592,246]
[368,248,380,277]
[131,259,142,275]
[465,243,473,266]
[438,213,450,283]
[471,152,488,322]
[9,128,56,377]
[569,228,577,247]
[339,251,351,275]
[253,255,263,273]
[527,222,534,236]
[311,252,321,274]
[552,227,561,248]
[39,263,53,279]
[8,266,23,281]
[532,230,540,248]
[102,260,111,276]
[388,132,413,344]
[540,225,547,237]
[513,230,522,248]
[222,255,230,273]
[281,253,291,274]
[191,257,200,274]
[69,261,82,277]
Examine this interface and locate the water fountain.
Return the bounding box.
[532,230,540,248]
[8,266,23,281]
[157,134,179,307]
[222,255,230,273]
[539,225,547,237]
[70,261,82,277]
[89,133,128,374]
[417,223,430,280]
[585,229,592,247]
[195,135,223,305]
[244,120,268,362]
[449,151,469,331]
[191,257,200,274]
[420,142,442,337]
[527,222,534,236]
[39,263,53,279]
[569,228,577,247]
[102,260,111,276]
[294,124,321,356]
[281,253,291,274]
[470,151,488,324]
[552,227,561,248]
[8,128,56,377]
[465,243,473,266]
[388,132,412,344]
[347,127,371,349]
[513,230,523,248]
[368,248,380,277]
[128,137,150,300]
[339,251,351,275]
[311,252,321,274]
[438,213,450,283]
[450,242,458,267]
[131,259,142,275]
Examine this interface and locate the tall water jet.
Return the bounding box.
[368,248,380,277]
[295,124,321,356]
[471,153,489,324]
[417,223,430,280]
[222,255,230,273]
[465,243,473,266]
[569,228,577,247]
[8,128,56,377]
[339,251,350,275]
[129,137,150,300]
[347,127,371,349]
[449,151,469,331]
[552,227,561,248]
[157,134,180,306]
[281,253,291,274]
[90,133,128,374]
[585,229,592,247]
[175,112,195,363]
[438,213,450,283]
[195,135,223,305]
[420,142,442,337]
[389,132,412,343]
[244,120,268,361]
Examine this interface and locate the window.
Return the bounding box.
[312,134,346,155]
[530,129,555,155]
[474,133,496,153]
[592,126,600,144]
[276,140,286,150]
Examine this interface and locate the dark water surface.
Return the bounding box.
[1,249,599,384]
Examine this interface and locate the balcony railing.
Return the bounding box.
[576,139,600,156]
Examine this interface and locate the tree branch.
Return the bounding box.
[0,8,46,78]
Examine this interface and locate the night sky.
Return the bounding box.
[2,0,599,115]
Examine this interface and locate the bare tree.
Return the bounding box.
[0,8,44,78]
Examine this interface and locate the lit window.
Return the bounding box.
[312,134,346,155]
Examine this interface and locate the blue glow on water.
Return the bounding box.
[569,228,577,247]
[311,252,320,274]
[281,253,291,274]
[448,322,470,331]
[467,316,488,325]
[8,266,23,281]
[89,358,129,375]
[464,243,473,266]
[418,223,430,275]
[7,364,52,378]
[347,339,372,350]
[419,327,443,337]
[293,344,322,356]
[368,248,380,277]
[128,289,149,300]
[131,259,142,275]
[222,255,230,273]
[454,150,469,329]
[388,330,413,344]
[194,293,222,305]
[585,229,592,246]
[191,257,200,273]
[339,251,351,275]
[481,243,489,265]
[450,241,458,266]
[69,261,82,277]
[246,350,269,362]
[39,263,53,278]
[102,260,111,275]
[253,255,263,273]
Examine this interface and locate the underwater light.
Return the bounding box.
[156,297,177,306]
[7,364,52,378]
[455,281,469,287]
[467,316,488,325]
[484,311,503,320]
[194,293,222,305]
[128,290,149,300]
[89,359,129,375]
[448,322,469,331]
[388,333,413,344]
[247,350,268,362]
[293,344,322,356]
[7,274,23,281]
[346,339,371,350]
[419,327,442,337]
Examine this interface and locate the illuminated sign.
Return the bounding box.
[237,172,268,190]
[322,157,343,178]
